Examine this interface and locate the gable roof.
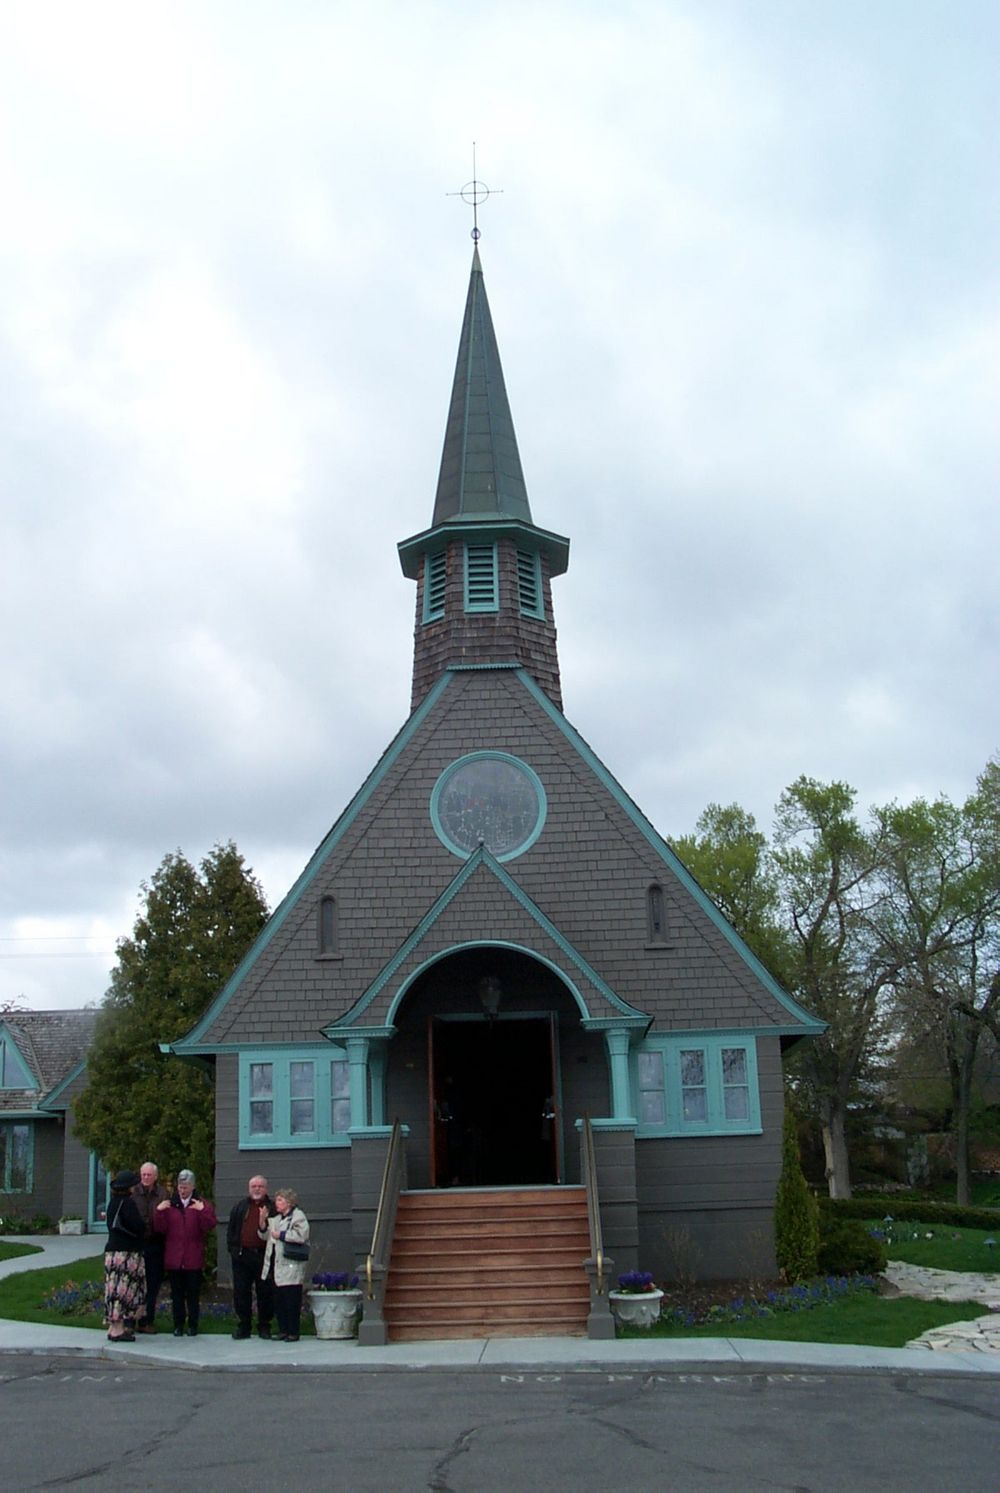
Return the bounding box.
[173,666,822,1053]
[0,1009,98,1115]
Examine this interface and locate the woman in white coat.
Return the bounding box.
[262,1188,310,1341]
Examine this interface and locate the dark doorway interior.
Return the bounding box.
[432,1018,557,1187]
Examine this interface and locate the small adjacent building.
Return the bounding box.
[171,247,822,1295]
[0,1009,101,1227]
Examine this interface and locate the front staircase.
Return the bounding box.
[382,1186,591,1341]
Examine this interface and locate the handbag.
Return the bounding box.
[282,1239,310,1262]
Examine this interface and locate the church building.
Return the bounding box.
[170,244,821,1340]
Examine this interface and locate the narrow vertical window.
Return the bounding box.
[318,896,338,956]
[679,1049,707,1122]
[423,550,446,622]
[722,1047,750,1121]
[249,1063,274,1135]
[331,1060,351,1134]
[289,1061,316,1135]
[636,1050,665,1126]
[516,548,543,618]
[464,543,498,611]
[646,884,666,943]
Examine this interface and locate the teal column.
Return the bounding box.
[604,1028,634,1120]
[345,1036,371,1130]
[369,1042,387,1128]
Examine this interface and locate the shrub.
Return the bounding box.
[818,1197,1000,1231]
[817,1219,887,1276]
[774,1105,819,1281]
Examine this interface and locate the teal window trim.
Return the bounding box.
[429,750,547,863]
[516,548,544,618]
[464,543,499,612]
[239,1047,352,1149]
[89,1151,110,1230]
[0,1120,34,1192]
[0,1030,33,1090]
[632,1034,761,1137]
[423,550,447,623]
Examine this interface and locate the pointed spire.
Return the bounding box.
[432,248,532,527]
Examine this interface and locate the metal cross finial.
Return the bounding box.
[447,142,502,242]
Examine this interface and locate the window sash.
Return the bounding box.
[633,1039,760,1135]
[0,1122,32,1190]
[240,1050,352,1147]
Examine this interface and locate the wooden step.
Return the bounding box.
[383,1186,591,1343]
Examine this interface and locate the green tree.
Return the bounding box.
[73,843,268,1190]
[671,802,791,982]
[772,778,888,1200]
[872,764,1000,1204]
[773,1102,819,1281]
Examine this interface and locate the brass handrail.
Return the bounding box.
[581,1113,605,1295]
[365,1117,404,1300]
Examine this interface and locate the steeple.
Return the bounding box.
[432,247,532,527]
[399,250,569,714]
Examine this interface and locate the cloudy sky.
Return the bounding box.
[2,1,997,1011]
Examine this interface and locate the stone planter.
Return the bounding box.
[609,1288,664,1329]
[58,1219,85,1236]
[308,1288,363,1340]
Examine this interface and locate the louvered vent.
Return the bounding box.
[423,551,446,622]
[517,549,543,617]
[465,543,498,611]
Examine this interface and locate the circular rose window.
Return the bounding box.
[430,752,546,861]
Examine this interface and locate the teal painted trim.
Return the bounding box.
[633,1033,763,1138]
[239,1137,351,1152]
[39,1057,87,1111]
[175,671,456,1051]
[517,548,544,619]
[88,1151,109,1231]
[422,550,446,623]
[514,669,825,1036]
[573,1118,638,1133]
[0,1024,36,1089]
[238,1045,351,1148]
[326,846,647,1030]
[0,1108,52,1121]
[0,1118,34,1192]
[429,750,548,863]
[464,541,499,612]
[398,519,569,580]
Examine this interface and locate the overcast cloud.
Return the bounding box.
[2,1,997,1010]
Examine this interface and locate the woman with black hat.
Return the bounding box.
[104,1170,146,1342]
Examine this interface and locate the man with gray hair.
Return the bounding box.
[131,1161,168,1333]
[227,1174,277,1339]
[154,1168,217,1337]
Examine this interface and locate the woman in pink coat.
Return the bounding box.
[153,1168,217,1336]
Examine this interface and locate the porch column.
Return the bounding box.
[603,1028,635,1122]
[345,1035,371,1130]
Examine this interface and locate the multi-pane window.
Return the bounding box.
[516,548,543,618]
[0,1121,31,1190]
[464,543,498,611]
[240,1050,352,1147]
[423,551,447,622]
[633,1037,761,1136]
[636,1050,665,1126]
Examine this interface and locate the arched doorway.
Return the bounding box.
[389,945,586,1189]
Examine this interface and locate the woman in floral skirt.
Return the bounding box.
[104,1169,146,1342]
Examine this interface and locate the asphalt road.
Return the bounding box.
[0,1355,997,1490]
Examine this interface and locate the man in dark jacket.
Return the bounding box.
[227,1174,277,1339]
[131,1161,169,1333]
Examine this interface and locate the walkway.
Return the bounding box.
[884,1260,1000,1355]
[1,1236,998,1376]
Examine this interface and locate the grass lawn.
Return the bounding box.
[0,1242,43,1264]
[0,1253,318,1335]
[623,1293,984,1348]
[866,1220,1000,1273]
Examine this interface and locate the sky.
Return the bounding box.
[2,0,997,1012]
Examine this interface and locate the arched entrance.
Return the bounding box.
[430,1014,557,1186]
[389,944,587,1189]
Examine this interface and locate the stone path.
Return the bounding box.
[884,1261,1000,1354]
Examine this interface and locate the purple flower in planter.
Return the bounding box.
[616,1270,656,1294]
[311,1272,360,1291]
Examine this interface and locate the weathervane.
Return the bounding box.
[447,142,502,241]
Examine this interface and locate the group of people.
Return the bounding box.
[103,1166,310,1344]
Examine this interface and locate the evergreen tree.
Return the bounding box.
[774,1103,819,1282]
[73,843,268,1190]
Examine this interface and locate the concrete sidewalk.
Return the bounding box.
[2,1234,998,1377]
